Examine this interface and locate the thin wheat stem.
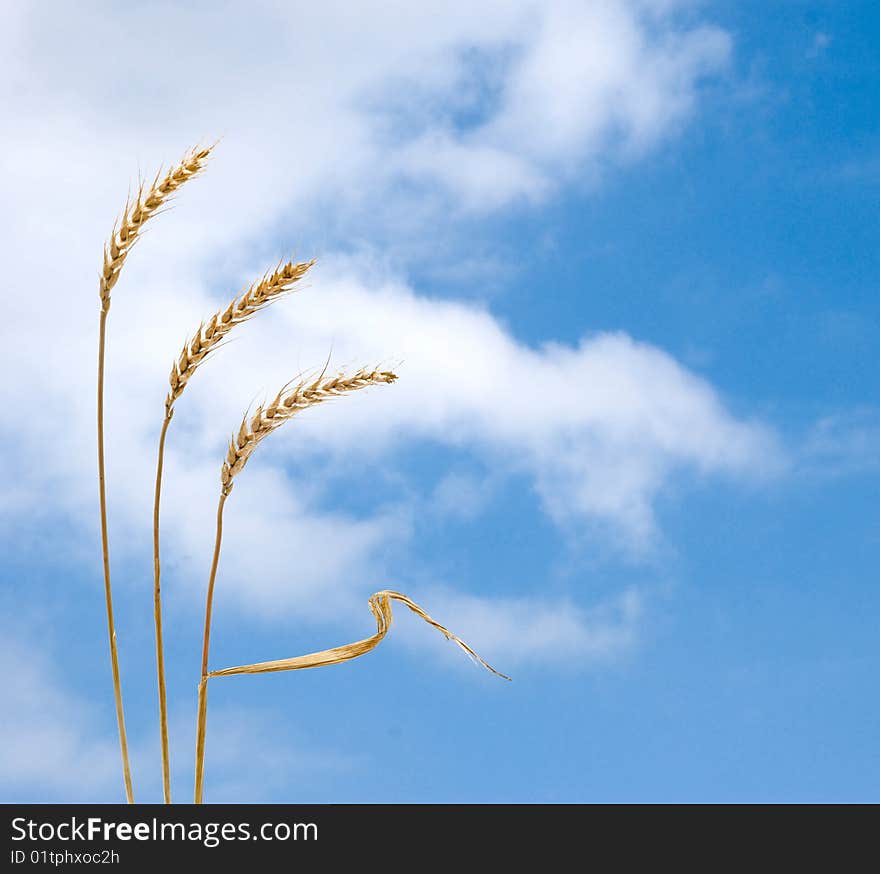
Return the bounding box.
[152,412,173,803]
[194,491,227,805]
[97,308,134,803]
[99,142,212,804]
[155,258,313,805]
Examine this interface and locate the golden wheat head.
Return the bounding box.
[100,144,213,312]
[165,259,315,414]
[220,367,397,494]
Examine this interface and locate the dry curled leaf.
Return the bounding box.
[208,590,510,681]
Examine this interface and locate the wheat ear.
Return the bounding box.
[165,259,316,415]
[97,143,212,804]
[100,145,213,313]
[194,367,397,804]
[152,258,314,804]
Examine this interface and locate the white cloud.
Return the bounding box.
[0,637,120,800]
[429,472,496,521]
[0,0,731,246]
[0,632,353,801]
[396,586,642,670]
[195,707,356,803]
[0,1,767,664]
[1,257,779,617]
[475,7,729,164]
[245,263,780,545]
[800,408,880,477]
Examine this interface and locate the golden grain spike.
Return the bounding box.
[220,368,397,488]
[100,144,213,312]
[165,259,315,411]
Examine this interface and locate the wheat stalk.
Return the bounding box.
[194,367,397,804]
[97,143,212,804]
[152,258,314,804]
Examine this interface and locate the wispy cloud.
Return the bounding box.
[0,1,731,249]
[198,707,357,803]
[400,586,643,669]
[0,0,759,659]
[0,636,119,801]
[800,408,880,477]
[0,257,780,621]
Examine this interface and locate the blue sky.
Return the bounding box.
[1,1,878,802]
